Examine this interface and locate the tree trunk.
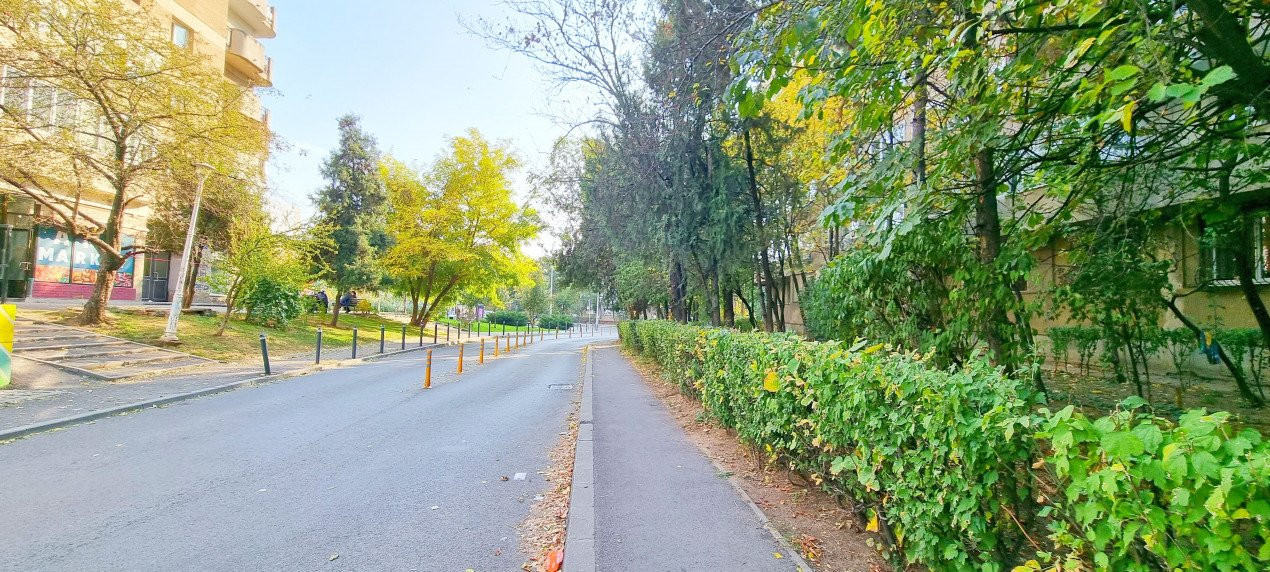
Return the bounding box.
[1165,295,1263,407]
[81,266,117,324]
[723,287,735,328]
[1221,169,1270,351]
[182,245,202,310]
[669,256,688,323]
[330,301,342,326]
[974,147,1013,367]
[744,128,778,332]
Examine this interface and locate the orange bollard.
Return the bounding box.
[457,343,464,374]
[494,336,500,357]
[424,349,432,389]
[480,339,485,364]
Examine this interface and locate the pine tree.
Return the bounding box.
[312,115,388,326]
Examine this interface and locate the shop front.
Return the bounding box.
[31,227,138,300]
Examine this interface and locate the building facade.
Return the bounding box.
[0,0,274,304]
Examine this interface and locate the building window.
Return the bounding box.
[1203,213,1270,284]
[172,21,191,48]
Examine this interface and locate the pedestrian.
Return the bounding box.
[315,290,329,313]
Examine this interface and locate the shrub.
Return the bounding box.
[241,276,304,328]
[1035,401,1270,571]
[622,320,1270,571]
[486,310,528,327]
[537,314,573,330]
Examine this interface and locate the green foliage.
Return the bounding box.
[800,228,978,366]
[486,310,528,327]
[1036,402,1270,571]
[379,133,539,328]
[312,114,389,316]
[537,314,573,330]
[624,320,1270,571]
[241,276,303,328]
[614,261,667,318]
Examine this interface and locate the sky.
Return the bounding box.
[260,0,586,255]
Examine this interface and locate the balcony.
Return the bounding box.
[229,0,276,38]
[226,28,272,87]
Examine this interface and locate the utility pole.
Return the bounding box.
[548,266,555,315]
[160,163,213,343]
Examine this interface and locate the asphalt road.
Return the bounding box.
[0,334,599,571]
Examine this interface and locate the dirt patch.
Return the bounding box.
[623,352,889,571]
[517,358,583,571]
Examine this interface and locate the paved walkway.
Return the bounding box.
[590,346,798,571]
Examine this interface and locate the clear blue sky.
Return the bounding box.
[261,0,580,252]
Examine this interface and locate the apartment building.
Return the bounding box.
[0,0,275,304]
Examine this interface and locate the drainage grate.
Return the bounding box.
[547,383,574,390]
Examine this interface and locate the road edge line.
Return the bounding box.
[563,343,596,572]
[0,342,447,442]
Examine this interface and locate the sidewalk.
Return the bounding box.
[0,343,433,439]
[584,345,803,571]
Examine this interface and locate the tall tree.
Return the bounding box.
[380,131,539,330]
[311,114,388,326]
[0,0,268,324]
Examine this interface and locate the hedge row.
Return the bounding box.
[537,314,574,330]
[485,310,529,327]
[618,320,1270,571]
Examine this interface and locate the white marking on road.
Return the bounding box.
[513,472,526,480]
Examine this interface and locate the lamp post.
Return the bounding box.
[159,162,213,343]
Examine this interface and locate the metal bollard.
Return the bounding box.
[316,327,323,364]
[446,323,451,341]
[419,324,423,347]
[352,327,358,359]
[259,333,271,375]
[424,349,432,389]
[457,343,464,374]
[502,323,506,336]
[401,325,406,350]
[480,339,485,364]
[379,324,386,353]
[433,322,438,343]
[555,328,559,340]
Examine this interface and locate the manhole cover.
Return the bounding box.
[547,384,574,390]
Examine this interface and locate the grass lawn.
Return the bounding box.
[25,308,482,362]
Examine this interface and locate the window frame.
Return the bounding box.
[171,20,192,49]
[1203,213,1270,286]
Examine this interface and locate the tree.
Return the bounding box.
[147,172,267,309]
[311,114,388,326]
[0,0,268,324]
[380,131,538,330]
[206,218,325,336]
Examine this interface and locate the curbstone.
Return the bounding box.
[563,344,596,572]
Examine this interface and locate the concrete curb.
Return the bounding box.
[563,344,596,572]
[0,342,444,443]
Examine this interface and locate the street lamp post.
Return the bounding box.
[159,163,213,343]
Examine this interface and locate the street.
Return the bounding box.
[0,335,590,571]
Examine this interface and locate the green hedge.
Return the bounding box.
[486,310,528,327]
[537,314,574,330]
[619,320,1270,571]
